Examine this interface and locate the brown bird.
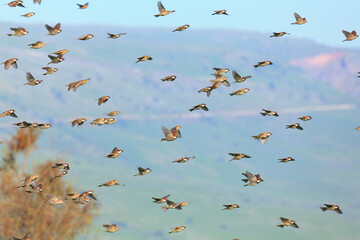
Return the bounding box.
[154,1,175,17]
[45,23,62,35]
[107,33,126,39]
[356,126,360,130]
[212,67,229,76]
[13,121,33,129]
[222,204,240,210]
[98,179,124,187]
[38,123,52,129]
[96,96,110,106]
[286,123,303,130]
[292,12,307,25]
[161,75,177,82]
[169,226,186,234]
[33,0,41,4]
[71,118,87,127]
[198,86,212,94]
[173,24,190,32]
[24,72,42,86]
[52,163,70,170]
[50,170,67,182]
[210,76,230,87]
[277,217,299,228]
[47,54,64,65]
[320,204,343,214]
[52,49,69,56]
[189,103,208,112]
[0,109,17,118]
[42,67,58,75]
[12,232,31,240]
[44,194,64,205]
[77,34,94,40]
[152,194,170,204]
[105,117,116,125]
[252,132,272,144]
[1,58,18,70]
[212,10,228,15]
[66,78,90,92]
[134,167,151,176]
[278,157,295,163]
[206,81,222,97]
[6,0,25,7]
[103,224,120,233]
[230,88,249,96]
[90,117,108,126]
[232,70,252,83]
[253,61,273,68]
[77,2,89,9]
[21,12,35,17]
[161,126,181,141]
[106,111,120,116]
[136,55,152,63]
[242,171,264,186]
[28,41,45,49]
[228,153,251,161]
[260,109,279,117]
[161,200,189,211]
[17,175,39,189]
[106,147,124,158]
[342,30,358,42]
[298,115,312,121]
[270,32,290,37]
[172,156,195,163]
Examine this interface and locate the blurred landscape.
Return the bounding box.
[0,23,360,240]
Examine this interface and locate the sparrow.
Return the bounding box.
[278,157,295,163]
[232,70,252,83]
[230,88,249,96]
[242,171,264,186]
[212,68,229,76]
[172,156,195,163]
[210,76,230,87]
[198,86,212,94]
[103,224,120,233]
[286,123,303,130]
[173,24,190,32]
[42,67,58,75]
[260,109,279,117]
[277,217,299,228]
[50,170,68,182]
[45,23,62,35]
[252,132,272,144]
[161,126,181,141]
[80,190,97,201]
[52,163,70,170]
[66,78,90,91]
[134,167,151,176]
[38,123,52,129]
[253,61,273,68]
[106,111,120,116]
[298,115,312,121]
[105,117,116,125]
[12,232,31,240]
[77,2,89,9]
[222,204,240,210]
[105,147,124,158]
[90,117,108,126]
[47,54,64,65]
[270,32,290,37]
[342,30,358,42]
[52,49,69,56]
[152,194,170,204]
[21,12,35,17]
[97,96,110,106]
[292,12,307,25]
[154,1,175,17]
[8,27,28,37]
[44,194,64,205]
[206,81,222,97]
[0,109,17,118]
[212,10,228,15]
[1,58,18,70]
[73,191,96,204]
[33,0,41,4]
[24,72,42,86]
[356,126,360,130]
[320,204,343,214]
[189,103,208,112]
[28,41,45,49]
[169,226,186,234]
[17,175,39,189]
[107,33,126,39]
[136,55,152,63]
[98,179,124,187]
[161,75,177,82]
[71,118,87,127]
[13,121,33,128]
[161,200,189,211]
[25,183,43,193]
[228,153,251,161]
[6,0,24,7]
[77,34,94,40]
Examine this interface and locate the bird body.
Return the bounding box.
[173,24,190,32]
[28,41,45,49]
[1,58,18,70]
[45,23,62,35]
[134,167,151,176]
[292,12,307,25]
[228,153,251,161]
[154,1,175,17]
[106,147,124,158]
[66,78,90,92]
[252,132,272,144]
[172,156,195,163]
[277,217,299,228]
[230,88,249,96]
[253,61,273,68]
[320,204,343,214]
[161,126,181,141]
[260,109,279,117]
[286,123,303,130]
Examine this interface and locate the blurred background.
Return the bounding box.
[0,0,360,239]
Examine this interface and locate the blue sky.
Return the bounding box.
[2,0,360,48]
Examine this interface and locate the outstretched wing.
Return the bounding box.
[26,72,35,83]
[294,12,302,21]
[342,30,351,38]
[157,1,165,12]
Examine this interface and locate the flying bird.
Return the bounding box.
[38,123,52,129]
[47,54,64,65]
[6,0,25,7]
[173,24,190,32]
[292,12,307,25]
[228,153,251,161]
[90,117,108,126]
[42,67,58,75]
[252,132,272,144]
[212,67,229,76]
[134,167,152,176]
[169,226,186,234]
[172,156,195,163]
[98,180,124,187]
[50,170,68,182]
[298,115,312,121]
[66,78,90,92]
[7,27,28,37]
[286,123,303,130]
[1,58,18,70]
[96,96,110,106]
[77,2,89,9]
[154,1,175,17]
[242,171,264,186]
[222,204,240,210]
[21,12,35,17]
[45,23,62,35]
[189,103,208,112]
[71,118,87,127]
[105,147,124,158]
[253,61,273,68]
[320,204,343,214]
[136,55,152,63]
[107,33,126,39]
[210,75,230,87]
[161,126,181,141]
[52,49,69,56]
[24,72,42,86]
[161,75,177,82]
[28,41,45,49]
[229,88,249,96]
[277,217,299,228]
[260,109,279,117]
[105,111,120,116]
[44,194,64,205]
[342,30,358,42]
[33,0,41,4]
[152,194,171,204]
[212,10,228,15]
[232,70,252,83]
[0,109,17,118]
[103,224,120,233]
[270,32,290,37]
[52,163,70,170]
[278,157,295,163]
[77,34,94,40]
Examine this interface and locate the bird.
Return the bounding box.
[107,33,126,39]
[105,147,124,158]
[161,126,181,141]
[103,224,120,233]
[173,24,190,32]
[242,171,264,186]
[286,123,303,130]
[12,232,31,240]
[45,23,62,35]
[77,2,89,9]
[42,67,58,75]
[44,194,64,205]
[28,41,45,49]
[229,88,249,96]
[270,32,290,37]
[96,96,110,106]
[232,70,252,83]
[50,170,68,182]
[38,123,52,129]
[277,217,299,228]
[161,201,189,211]
[13,121,34,129]
[206,81,222,97]
[152,194,170,204]
[253,61,273,68]
[136,55,152,63]
[0,109,17,118]
[320,204,343,214]
[25,183,43,193]
[212,10,228,15]
[1,58,18,70]
[212,67,229,76]
[105,111,120,116]
[356,126,360,130]
[17,175,39,189]
[24,72,42,86]
[21,12,35,17]
[161,75,177,82]
[260,109,279,117]
[134,167,151,176]
[169,226,186,234]
[228,153,251,161]
[222,204,240,210]
[90,118,108,126]
[71,118,87,127]
[47,54,64,65]
[33,0,41,4]
[189,103,208,112]
[172,157,195,163]
[210,76,230,87]
[6,0,25,7]
[278,157,295,163]
[154,1,175,17]
[342,30,358,42]
[98,179,124,187]
[105,117,116,125]
[77,34,94,40]
[298,115,312,121]
[66,78,90,92]
[52,163,70,170]
[292,12,307,25]
[52,49,69,56]
[198,86,212,95]
[252,132,272,144]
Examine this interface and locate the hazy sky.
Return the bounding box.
[2,0,360,48]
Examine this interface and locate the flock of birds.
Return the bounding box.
[1,1,354,239]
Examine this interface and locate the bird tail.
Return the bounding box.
[154,14,160,17]
[320,207,327,212]
[7,34,13,36]
[252,136,259,140]
[253,65,258,68]
[277,224,284,228]
[260,112,266,116]
[189,108,194,112]
[229,93,235,96]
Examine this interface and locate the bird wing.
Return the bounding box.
[232,70,243,81]
[294,12,302,21]
[45,24,54,32]
[157,1,166,12]
[54,22,61,30]
[162,126,173,140]
[280,217,289,222]
[26,72,35,83]
[342,30,351,38]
